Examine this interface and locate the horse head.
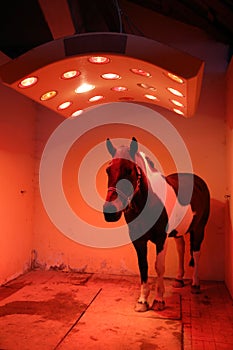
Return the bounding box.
[103,137,142,222]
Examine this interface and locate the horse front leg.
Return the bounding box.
[152,239,167,311]
[133,240,150,312]
[173,236,185,288]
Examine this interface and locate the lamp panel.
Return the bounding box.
[0,33,204,118]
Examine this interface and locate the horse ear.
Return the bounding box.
[106,138,116,157]
[130,137,138,159]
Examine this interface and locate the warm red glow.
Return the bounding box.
[170,99,184,107]
[88,56,110,64]
[61,70,80,79]
[70,110,83,117]
[18,76,38,88]
[40,90,57,101]
[75,83,95,93]
[137,83,156,91]
[58,101,72,110]
[166,72,184,83]
[111,86,128,91]
[137,83,150,89]
[167,87,184,97]
[173,108,184,115]
[88,95,104,102]
[101,73,120,80]
[62,123,176,228]
[144,94,158,100]
[130,68,151,77]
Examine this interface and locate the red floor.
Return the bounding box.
[0,271,232,349]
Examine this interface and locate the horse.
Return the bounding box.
[103,137,210,312]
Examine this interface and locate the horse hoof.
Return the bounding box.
[172,279,185,288]
[151,299,165,311]
[134,301,149,312]
[191,285,201,294]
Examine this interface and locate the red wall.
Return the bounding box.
[0,58,36,284]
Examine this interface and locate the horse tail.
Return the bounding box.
[189,230,195,267]
[189,230,194,267]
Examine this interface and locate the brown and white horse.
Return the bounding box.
[103,137,210,312]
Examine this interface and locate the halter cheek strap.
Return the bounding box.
[107,186,130,203]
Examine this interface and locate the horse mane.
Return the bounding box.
[140,153,160,175]
[145,156,155,170]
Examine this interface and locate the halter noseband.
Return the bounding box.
[107,164,142,210]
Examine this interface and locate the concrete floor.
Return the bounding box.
[0,271,232,350]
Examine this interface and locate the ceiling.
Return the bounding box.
[1,0,232,60]
[128,0,233,48]
[0,0,231,119]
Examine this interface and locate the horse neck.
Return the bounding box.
[135,152,149,193]
[124,153,149,217]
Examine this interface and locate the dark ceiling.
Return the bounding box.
[1,0,233,60]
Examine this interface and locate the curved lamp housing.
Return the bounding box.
[0,32,204,118]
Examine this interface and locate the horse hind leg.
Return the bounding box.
[172,236,185,288]
[190,228,205,294]
[191,250,201,294]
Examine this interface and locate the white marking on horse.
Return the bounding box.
[138,282,150,303]
[140,152,194,236]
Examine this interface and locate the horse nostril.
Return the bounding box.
[103,203,122,222]
[103,203,117,214]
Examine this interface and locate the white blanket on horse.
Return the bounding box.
[140,152,194,236]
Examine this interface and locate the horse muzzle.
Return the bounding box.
[103,203,122,222]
